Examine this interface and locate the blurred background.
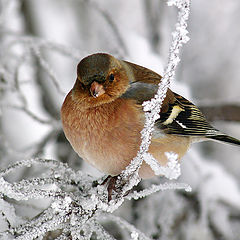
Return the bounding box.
[0,0,240,239]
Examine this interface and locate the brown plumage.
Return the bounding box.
[61,53,240,179]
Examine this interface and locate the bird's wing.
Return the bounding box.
[122,61,162,85]
[121,61,218,137]
[155,92,220,137]
[122,82,219,137]
[121,81,158,104]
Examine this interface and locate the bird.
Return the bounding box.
[61,53,240,180]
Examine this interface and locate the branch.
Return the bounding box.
[115,0,191,197]
[199,104,240,122]
[101,214,151,240]
[86,1,128,57]
[0,157,191,239]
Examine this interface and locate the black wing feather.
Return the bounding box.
[156,92,219,136]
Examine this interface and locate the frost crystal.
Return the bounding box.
[163,152,181,180]
[51,196,72,214]
[131,231,139,240]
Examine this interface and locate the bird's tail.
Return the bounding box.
[207,134,240,146]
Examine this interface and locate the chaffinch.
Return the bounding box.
[61,53,240,179]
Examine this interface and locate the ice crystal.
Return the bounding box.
[131,231,139,240]
[141,152,181,180]
[51,196,72,214]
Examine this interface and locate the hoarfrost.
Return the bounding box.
[142,152,181,180]
[130,231,139,240]
[116,0,191,197]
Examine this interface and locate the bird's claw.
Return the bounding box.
[98,175,128,202]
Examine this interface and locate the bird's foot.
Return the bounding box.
[99,175,130,202]
[107,176,119,201]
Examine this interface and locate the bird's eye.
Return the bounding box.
[109,73,115,82]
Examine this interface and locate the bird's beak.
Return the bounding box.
[90,81,105,98]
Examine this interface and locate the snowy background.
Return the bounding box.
[0,0,240,239]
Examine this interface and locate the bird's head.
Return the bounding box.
[75,53,130,106]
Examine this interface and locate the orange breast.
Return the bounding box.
[61,90,143,176]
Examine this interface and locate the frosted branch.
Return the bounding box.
[0,159,98,239]
[0,158,75,178]
[86,0,128,57]
[3,36,82,61]
[101,214,151,240]
[0,104,55,125]
[143,152,181,179]
[30,44,66,96]
[0,156,191,239]
[116,0,191,195]
[127,182,192,201]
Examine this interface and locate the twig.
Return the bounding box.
[116,0,191,196]
[127,182,191,200]
[101,214,151,240]
[86,0,128,58]
[30,45,66,96]
[199,104,240,122]
[0,104,54,125]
